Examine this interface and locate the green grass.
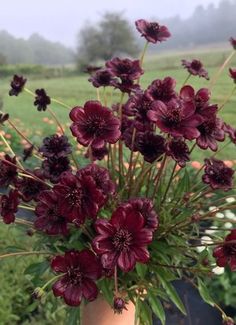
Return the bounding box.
[1,48,236,162]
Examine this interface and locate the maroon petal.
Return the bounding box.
[51,255,67,273]
[216,256,228,267]
[63,284,83,306]
[117,251,136,272]
[52,277,68,297]
[81,278,98,301]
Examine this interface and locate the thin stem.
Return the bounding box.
[161,162,177,204]
[140,41,149,67]
[51,98,71,110]
[118,93,125,185]
[19,205,35,211]
[7,119,38,150]
[48,107,65,135]
[218,85,236,111]
[152,154,167,200]
[114,266,118,294]
[0,132,24,168]
[182,73,191,86]
[42,274,65,290]
[155,262,211,275]
[0,251,50,260]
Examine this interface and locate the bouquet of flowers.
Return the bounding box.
[1,19,236,325]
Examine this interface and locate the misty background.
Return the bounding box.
[0,0,235,66]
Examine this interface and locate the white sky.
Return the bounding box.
[0,0,222,47]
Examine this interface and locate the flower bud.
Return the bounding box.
[113,296,127,314]
[32,287,45,299]
[223,317,235,325]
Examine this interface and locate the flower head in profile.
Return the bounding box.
[223,123,236,144]
[0,189,19,224]
[51,250,102,306]
[39,134,72,158]
[229,68,236,83]
[213,229,236,271]
[9,75,27,96]
[34,89,51,111]
[22,145,34,162]
[53,171,105,225]
[136,131,166,163]
[70,101,121,149]
[0,113,9,125]
[230,37,236,50]
[182,59,209,80]
[113,296,128,314]
[35,190,69,236]
[166,138,190,167]
[93,207,153,272]
[148,99,203,140]
[85,145,108,161]
[88,68,115,88]
[0,155,18,187]
[135,19,171,43]
[145,77,177,102]
[202,158,234,191]
[42,156,71,184]
[106,57,144,81]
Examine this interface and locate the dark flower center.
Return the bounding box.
[164,108,182,127]
[198,120,216,135]
[224,244,236,256]
[112,229,132,252]
[66,188,83,207]
[67,267,83,285]
[147,23,160,34]
[86,117,106,135]
[191,60,202,71]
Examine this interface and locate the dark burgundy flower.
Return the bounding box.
[113,79,141,94]
[202,158,234,191]
[135,19,171,44]
[34,190,69,236]
[136,131,166,163]
[0,155,18,187]
[120,198,159,232]
[16,169,48,202]
[145,77,177,102]
[229,68,236,83]
[84,65,102,75]
[9,75,27,96]
[223,317,235,325]
[106,58,144,81]
[53,171,105,225]
[230,37,236,50]
[22,144,34,162]
[113,297,128,314]
[0,113,9,125]
[148,99,203,140]
[93,208,153,272]
[182,59,209,80]
[213,229,236,271]
[85,145,108,161]
[0,190,19,224]
[42,156,71,184]
[88,69,115,88]
[223,123,236,144]
[180,85,217,119]
[197,116,225,151]
[77,164,115,200]
[122,122,139,152]
[51,250,102,306]
[34,89,51,111]
[39,134,72,158]
[70,101,121,149]
[166,139,190,167]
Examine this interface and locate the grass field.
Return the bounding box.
[1,47,236,162]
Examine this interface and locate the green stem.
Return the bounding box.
[218,85,236,111]
[182,73,191,86]
[0,251,50,260]
[161,162,177,204]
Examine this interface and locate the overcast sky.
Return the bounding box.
[0,0,222,47]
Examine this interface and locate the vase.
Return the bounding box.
[82,295,136,325]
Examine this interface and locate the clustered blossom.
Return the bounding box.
[9,75,27,96]
[182,59,209,80]
[51,250,102,306]
[34,88,51,111]
[88,68,115,88]
[0,189,19,224]
[166,139,190,167]
[202,158,234,191]
[0,155,18,187]
[135,19,171,43]
[39,134,72,158]
[213,230,236,271]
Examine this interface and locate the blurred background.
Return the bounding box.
[1,1,236,324]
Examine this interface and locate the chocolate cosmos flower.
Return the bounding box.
[148,99,203,140]
[213,229,236,271]
[182,59,209,80]
[85,145,108,161]
[106,58,143,81]
[53,171,105,225]
[0,189,19,224]
[197,117,225,151]
[229,68,236,83]
[136,131,166,163]
[135,19,171,43]
[70,101,121,149]
[35,190,69,236]
[9,75,27,96]
[34,89,51,111]
[93,207,153,272]
[166,139,190,167]
[0,155,18,187]
[51,250,102,306]
[88,69,115,88]
[22,145,34,162]
[145,77,177,102]
[113,297,128,314]
[42,156,72,184]
[202,158,234,191]
[39,134,72,158]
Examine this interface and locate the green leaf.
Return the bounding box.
[136,263,147,278]
[198,278,214,307]
[66,307,80,325]
[98,278,113,305]
[174,169,190,197]
[140,301,152,325]
[24,260,49,276]
[157,274,186,315]
[148,291,166,325]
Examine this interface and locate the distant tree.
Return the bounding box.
[0,53,7,65]
[76,12,139,69]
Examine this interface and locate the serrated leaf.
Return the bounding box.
[198,278,214,307]
[148,291,166,325]
[24,260,49,276]
[157,274,186,315]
